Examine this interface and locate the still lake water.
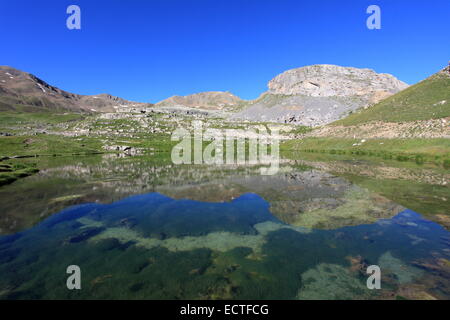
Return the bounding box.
[0,154,449,299]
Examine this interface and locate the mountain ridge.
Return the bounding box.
[1,64,410,128]
[0,66,147,113]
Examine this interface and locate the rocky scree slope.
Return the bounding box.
[232,64,408,126]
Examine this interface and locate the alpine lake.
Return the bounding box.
[0,151,449,300]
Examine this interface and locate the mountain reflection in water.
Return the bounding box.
[0,155,449,299]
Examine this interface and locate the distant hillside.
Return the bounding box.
[156,91,243,111]
[334,66,450,126]
[0,66,146,113]
[231,64,408,126]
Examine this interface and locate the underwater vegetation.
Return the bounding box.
[0,188,449,300]
[0,155,449,300]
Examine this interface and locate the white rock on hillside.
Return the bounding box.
[268,64,408,97]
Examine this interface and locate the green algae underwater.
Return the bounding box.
[0,154,449,300]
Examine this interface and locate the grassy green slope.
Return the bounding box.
[334,68,450,125]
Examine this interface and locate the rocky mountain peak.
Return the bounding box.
[232,64,409,126]
[0,66,144,112]
[0,66,75,98]
[156,91,242,110]
[268,64,408,97]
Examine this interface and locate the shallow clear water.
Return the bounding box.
[0,155,449,299]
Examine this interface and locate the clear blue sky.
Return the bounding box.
[1,0,449,103]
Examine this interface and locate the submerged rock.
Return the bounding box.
[66,227,105,243]
[297,263,373,300]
